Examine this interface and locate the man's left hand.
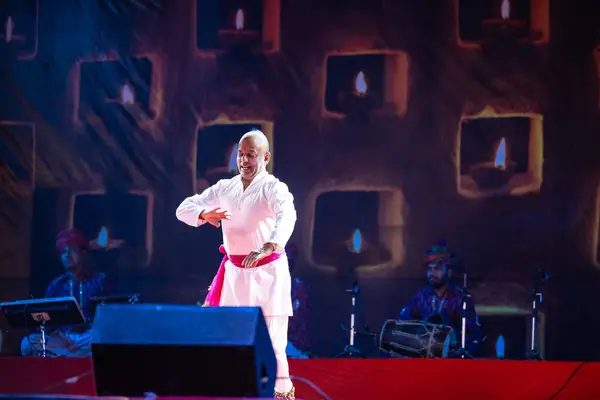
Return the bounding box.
[242,243,275,268]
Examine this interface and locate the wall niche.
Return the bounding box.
[195,0,280,55]
[71,54,164,128]
[305,184,405,275]
[69,189,154,267]
[456,0,549,48]
[322,51,409,120]
[194,118,274,193]
[456,106,543,199]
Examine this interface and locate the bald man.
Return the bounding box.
[176,129,297,399]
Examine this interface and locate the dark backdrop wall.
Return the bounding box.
[1,0,600,360]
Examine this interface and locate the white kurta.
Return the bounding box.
[176,170,296,317]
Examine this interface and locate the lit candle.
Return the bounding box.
[469,137,517,190]
[354,71,368,97]
[97,226,109,248]
[235,8,244,30]
[104,83,135,105]
[501,0,510,20]
[351,229,362,254]
[91,226,124,250]
[481,0,527,41]
[493,137,507,170]
[338,70,376,118]
[495,335,505,359]
[2,15,26,44]
[217,8,260,48]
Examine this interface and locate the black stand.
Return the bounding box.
[525,290,543,360]
[334,281,365,358]
[526,269,547,361]
[38,321,48,358]
[0,296,85,357]
[451,291,474,359]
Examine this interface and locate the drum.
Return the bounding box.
[379,319,455,358]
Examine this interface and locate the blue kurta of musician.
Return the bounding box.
[398,283,482,354]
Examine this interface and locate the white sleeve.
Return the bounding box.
[267,180,297,249]
[175,182,221,227]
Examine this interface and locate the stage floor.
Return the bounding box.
[0,357,599,399]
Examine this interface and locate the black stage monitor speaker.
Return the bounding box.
[91,304,277,397]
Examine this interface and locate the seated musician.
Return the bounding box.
[398,242,482,355]
[21,228,113,357]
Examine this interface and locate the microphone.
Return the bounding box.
[345,280,360,295]
[535,268,549,284]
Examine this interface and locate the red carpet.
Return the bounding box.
[0,357,599,399]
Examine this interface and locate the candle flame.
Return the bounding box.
[354,71,367,96]
[235,9,245,31]
[121,84,134,105]
[5,16,13,43]
[228,143,238,173]
[495,335,505,359]
[494,137,507,169]
[351,229,362,254]
[501,0,510,20]
[97,226,109,248]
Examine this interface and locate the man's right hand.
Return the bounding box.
[199,208,231,228]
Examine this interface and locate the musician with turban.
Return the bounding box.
[21,228,113,357]
[397,241,482,356]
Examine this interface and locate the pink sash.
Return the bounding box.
[203,245,282,307]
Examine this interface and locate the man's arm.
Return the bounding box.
[264,180,297,253]
[44,279,57,298]
[398,294,421,320]
[175,182,221,227]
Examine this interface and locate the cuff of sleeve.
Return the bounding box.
[196,209,207,227]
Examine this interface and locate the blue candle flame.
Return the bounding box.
[352,229,362,254]
[495,335,505,359]
[97,226,108,248]
[494,138,506,169]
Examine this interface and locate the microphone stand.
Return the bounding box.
[39,321,48,358]
[334,280,365,358]
[526,271,547,360]
[452,273,473,359]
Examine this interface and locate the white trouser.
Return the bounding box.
[265,316,293,393]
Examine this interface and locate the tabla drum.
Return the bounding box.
[379,319,456,358]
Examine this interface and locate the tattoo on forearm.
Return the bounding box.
[263,242,281,253]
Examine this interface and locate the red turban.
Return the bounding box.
[56,228,89,252]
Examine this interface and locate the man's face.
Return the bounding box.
[426,263,451,288]
[60,245,82,268]
[237,137,270,181]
